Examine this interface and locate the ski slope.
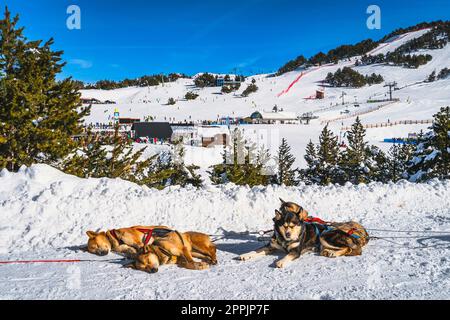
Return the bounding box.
[0,165,449,299]
[80,28,450,170]
[367,28,432,56]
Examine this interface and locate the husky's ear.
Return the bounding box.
[297,207,309,221]
[274,209,283,221]
[279,198,286,205]
[86,231,98,239]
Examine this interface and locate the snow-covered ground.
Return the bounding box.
[1,165,449,299]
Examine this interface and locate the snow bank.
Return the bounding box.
[1,165,450,299]
[1,164,449,254]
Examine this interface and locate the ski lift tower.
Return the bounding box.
[384,81,398,101]
[160,73,165,87]
[340,91,347,105]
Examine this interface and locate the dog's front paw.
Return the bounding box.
[321,249,337,258]
[239,252,256,261]
[275,259,288,268]
[195,261,210,270]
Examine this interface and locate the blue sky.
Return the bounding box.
[3,0,450,82]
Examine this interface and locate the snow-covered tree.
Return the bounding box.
[366,145,389,183]
[316,125,340,185]
[407,106,450,182]
[385,143,414,182]
[162,140,203,188]
[300,140,319,184]
[62,126,153,181]
[209,129,272,187]
[275,138,298,186]
[340,117,371,184]
[426,70,437,82]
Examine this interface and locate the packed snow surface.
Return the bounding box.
[1,165,449,299]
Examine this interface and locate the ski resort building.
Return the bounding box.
[118,118,141,130]
[171,124,199,146]
[215,76,241,87]
[131,122,173,144]
[197,126,229,148]
[250,110,299,124]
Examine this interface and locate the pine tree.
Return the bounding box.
[341,117,370,184]
[167,141,203,188]
[0,8,90,171]
[209,129,271,187]
[276,138,298,186]
[427,70,437,82]
[107,125,143,179]
[366,145,388,182]
[143,153,177,190]
[241,147,273,187]
[61,125,153,182]
[300,140,319,184]
[407,106,450,181]
[242,83,258,97]
[304,140,317,169]
[185,91,199,100]
[61,132,109,178]
[316,125,340,185]
[386,143,414,182]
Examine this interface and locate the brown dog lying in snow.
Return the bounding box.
[86,226,217,272]
[128,230,217,273]
[86,226,172,257]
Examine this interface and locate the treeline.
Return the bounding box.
[277,39,378,75]
[378,20,450,43]
[358,22,450,69]
[194,73,246,88]
[359,51,433,69]
[80,73,190,90]
[303,107,449,184]
[394,22,450,54]
[325,67,384,88]
[63,129,202,189]
[278,20,450,75]
[208,107,449,187]
[427,67,450,82]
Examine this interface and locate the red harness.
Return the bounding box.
[304,216,328,225]
[109,228,155,246]
[136,228,155,246]
[304,216,360,238]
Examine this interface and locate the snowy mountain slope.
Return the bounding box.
[81,29,449,126]
[1,165,449,299]
[80,36,450,170]
[367,28,432,56]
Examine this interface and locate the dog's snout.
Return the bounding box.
[149,268,158,273]
[285,232,291,238]
[98,250,109,256]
